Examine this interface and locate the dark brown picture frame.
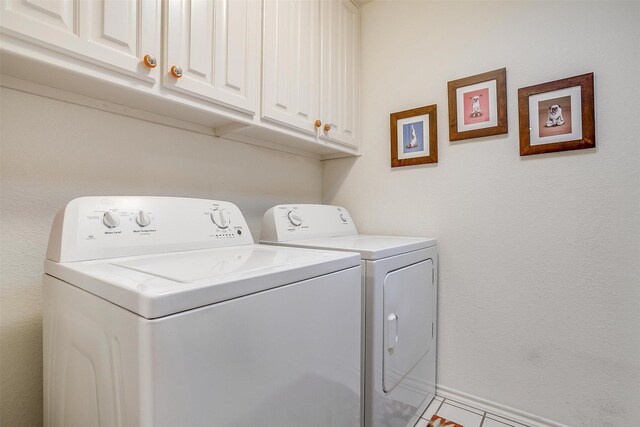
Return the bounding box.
[390,104,438,168]
[447,68,508,141]
[518,73,595,156]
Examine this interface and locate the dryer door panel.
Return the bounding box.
[383,259,433,392]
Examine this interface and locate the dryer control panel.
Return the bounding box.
[261,204,358,242]
[46,197,253,262]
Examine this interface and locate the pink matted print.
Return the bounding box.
[463,87,490,126]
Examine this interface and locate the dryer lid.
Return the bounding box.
[44,244,360,319]
[262,235,436,260]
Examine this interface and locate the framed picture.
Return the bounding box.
[518,72,595,156]
[390,104,438,167]
[447,68,508,141]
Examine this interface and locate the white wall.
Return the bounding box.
[325,1,640,425]
[0,87,323,426]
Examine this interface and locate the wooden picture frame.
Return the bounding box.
[447,68,508,141]
[390,104,438,167]
[518,73,595,156]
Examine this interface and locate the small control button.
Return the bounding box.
[237,230,242,235]
[340,213,347,223]
[287,210,302,226]
[136,211,151,227]
[103,211,120,228]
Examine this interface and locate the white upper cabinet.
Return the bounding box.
[0,0,160,83]
[164,0,261,115]
[320,0,360,149]
[262,0,321,134]
[262,0,360,150]
[1,0,360,158]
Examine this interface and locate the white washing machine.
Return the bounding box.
[43,196,362,427]
[261,204,437,427]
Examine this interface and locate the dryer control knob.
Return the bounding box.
[211,209,230,229]
[288,211,302,227]
[136,211,151,227]
[103,211,120,228]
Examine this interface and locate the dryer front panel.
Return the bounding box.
[382,259,434,393]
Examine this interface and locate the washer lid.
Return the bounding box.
[44,244,360,319]
[262,235,436,260]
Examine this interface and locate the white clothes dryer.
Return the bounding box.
[43,197,362,427]
[261,204,437,427]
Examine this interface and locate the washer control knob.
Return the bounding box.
[288,211,302,227]
[340,213,347,223]
[211,209,230,229]
[103,211,120,228]
[136,211,151,227]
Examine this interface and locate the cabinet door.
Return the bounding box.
[0,0,160,83]
[164,0,261,115]
[320,0,359,149]
[262,0,320,134]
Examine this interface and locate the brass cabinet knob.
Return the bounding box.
[142,54,157,68]
[323,123,331,132]
[314,119,322,128]
[170,65,183,79]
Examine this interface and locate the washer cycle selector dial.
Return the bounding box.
[340,213,348,223]
[210,209,230,229]
[288,211,302,227]
[136,211,151,227]
[102,211,120,228]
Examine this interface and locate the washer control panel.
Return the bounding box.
[46,197,253,262]
[261,204,358,243]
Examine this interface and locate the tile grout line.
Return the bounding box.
[443,395,523,427]
[418,396,445,425]
[442,399,485,417]
[479,411,487,427]
[484,415,517,427]
[442,397,492,427]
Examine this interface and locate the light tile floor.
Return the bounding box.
[415,396,531,427]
